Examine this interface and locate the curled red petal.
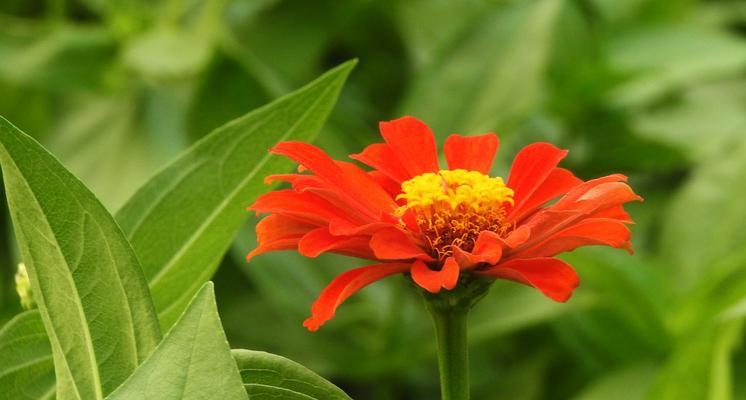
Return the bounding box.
[515,218,632,258]
[452,232,504,270]
[444,133,499,174]
[477,258,579,302]
[369,228,433,261]
[303,263,411,331]
[247,215,316,261]
[507,167,582,223]
[410,258,460,293]
[249,189,354,225]
[298,227,373,259]
[350,143,410,183]
[379,116,439,178]
[507,143,568,211]
[367,170,402,198]
[271,141,394,220]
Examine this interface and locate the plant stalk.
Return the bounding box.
[427,302,470,400]
[422,277,492,400]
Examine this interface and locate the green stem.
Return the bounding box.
[421,277,493,400]
[427,303,470,400]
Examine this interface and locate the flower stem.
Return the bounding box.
[427,302,470,400]
[422,277,492,400]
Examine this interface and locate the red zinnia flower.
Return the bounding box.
[247,116,642,331]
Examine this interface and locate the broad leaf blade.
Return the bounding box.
[115,60,356,328]
[106,282,247,400]
[0,118,161,399]
[232,349,351,400]
[0,310,55,400]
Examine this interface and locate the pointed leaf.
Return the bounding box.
[106,283,247,400]
[0,118,161,399]
[232,349,351,400]
[115,60,356,329]
[0,310,55,400]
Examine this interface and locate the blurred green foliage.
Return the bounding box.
[1,0,745,399]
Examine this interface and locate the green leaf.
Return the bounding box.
[0,118,161,399]
[398,0,562,136]
[115,60,355,329]
[123,28,212,80]
[573,363,656,400]
[0,310,55,400]
[632,80,746,162]
[107,282,247,400]
[660,142,746,288]
[610,25,746,106]
[232,349,351,400]
[647,321,743,400]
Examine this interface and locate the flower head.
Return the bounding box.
[248,116,642,331]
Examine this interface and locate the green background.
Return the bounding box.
[1,0,745,398]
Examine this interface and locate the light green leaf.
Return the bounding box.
[0,118,161,399]
[573,363,656,400]
[398,0,562,136]
[648,321,743,400]
[115,60,355,329]
[107,282,247,400]
[0,310,55,400]
[632,80,746,161]
[610,25,746,106]
[123,28,212,80]
[660,142,746,288]
[232,349,350,400]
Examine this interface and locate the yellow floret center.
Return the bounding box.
[396,169,514,260]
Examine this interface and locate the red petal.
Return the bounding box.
[508,168,582,223]
[250,190,354,225]
[264,173,324,191]
[328,219,393,236]
[444,133,499,174]
[247,215,316,261]
[379,116,439,177]
[515,219,632,258]
[513,178,641,253]
[477,258,579,302]
[507,143,568,211]
[303,263,411,331]
[350,143,410,183]
[410,258,460,293]
[367,171,402,198]
[452,231,503,269]
[271,142,394,219]
[369,228,433,261]
[298,227,373,259]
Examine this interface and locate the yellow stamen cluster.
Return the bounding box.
[397,169,514,260]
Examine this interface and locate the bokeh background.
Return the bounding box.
[1,0,745,398]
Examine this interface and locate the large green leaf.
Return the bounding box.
[0,118,161,399]
[0,310,55,400]
[232,349,350,400]
[115,60,355,329]
[107,282,247,400]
